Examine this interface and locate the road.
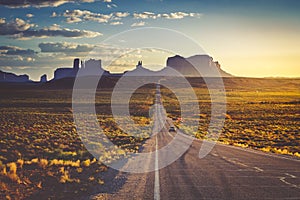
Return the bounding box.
[90,84,300,200]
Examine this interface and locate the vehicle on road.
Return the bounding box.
[169,126,176,132]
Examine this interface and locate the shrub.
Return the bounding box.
[81,159,91,167]
[38,159,48,168]
[0,166,7,175]
[59,167,79,183]
[6,162,20,183]
[31,158,39,164]
[50,159,64,166]
[49,159,80,167]
[16,159,24,169]
[7,162,17,174]
[63,160,80,167]
[59,167,70,183]
[98,179,104,185]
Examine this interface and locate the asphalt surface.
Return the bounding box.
[90,84,300,200]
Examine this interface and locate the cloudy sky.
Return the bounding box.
[0,0,299,80]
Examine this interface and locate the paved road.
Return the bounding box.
[90,84,300,200]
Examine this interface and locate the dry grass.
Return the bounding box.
[0,78,298,199]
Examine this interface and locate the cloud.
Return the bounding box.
[0,46,37,56]
[162,12,188,19]
[133,12,157,19]
[38,42,95,53]
[110,21,123,25]
[107,3,117,8]
[0,46,38,67]
[64,9,111,23]
[163,12,202,19]
[114,12,130,18]
[0,18,34,35]
[4,49,36,56]
[66,16,82,23]
[133,11,202,20]
[63,9,129,24]
[60,10,200,26]
[0,46,21,51]
[51,12,58,17]
[131,21,146,27]
[26,14,34,18]
[15,27,102,40]
[0,0,96,8]
[103,0,112,2]
[189,13,202,18]
[1,66,12,70]
[0,20,102,39]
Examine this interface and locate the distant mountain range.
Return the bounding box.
[0,54,232,83]
[0,70,30,82]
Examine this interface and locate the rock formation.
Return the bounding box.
[123,55,232,77]
[166,55,232,77]
[40,74,47,83]
[54,58,110,80]
[0,70,29,82]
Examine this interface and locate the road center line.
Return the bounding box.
[154,135,160,200]
[285,173,296,178]
[167,130,174,138]
[253,167,264,172]
[279,177,300,189]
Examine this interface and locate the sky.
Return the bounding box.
[0,0,299,80]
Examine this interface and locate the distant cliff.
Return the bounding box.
[0,70,29,82]
[124,55,232,77]
[124,61,155,76]
[0,54,232,83]
[166,55,232,77]
[54,58,110,80]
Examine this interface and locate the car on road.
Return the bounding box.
[169,126,176,132]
